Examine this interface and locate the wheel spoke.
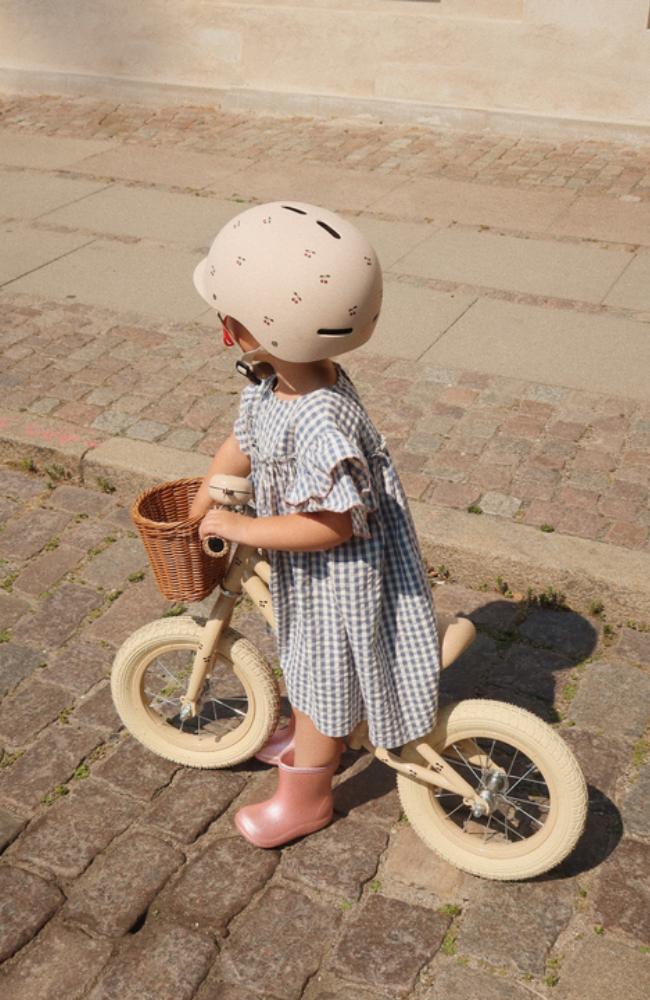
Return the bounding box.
[208,697,247,719]
[449,743,483,785]
[506,761,541,798]
[483,809,527,841]
[506,795,550,809]
[508,775,548,787]
[506,748,520,778]
[441,754,475,770]
[146,652,251,735]
[146,690,181,708]
[481,810,495,844]
[444,799,468,821]
[155,658,189,692]
[144,644,250,740]
[501,798,545,829]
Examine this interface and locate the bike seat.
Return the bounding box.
[208,474,254,507]
[438,615,476,670]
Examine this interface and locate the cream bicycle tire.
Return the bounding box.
[397,700,587,881]
[111,618,281,768]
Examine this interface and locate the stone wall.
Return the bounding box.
[2,1,650,138]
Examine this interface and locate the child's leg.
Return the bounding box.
[293,708,341,768]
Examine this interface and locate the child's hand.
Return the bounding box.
[199,508,251,546]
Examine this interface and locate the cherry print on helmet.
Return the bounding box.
[193,201,383,363]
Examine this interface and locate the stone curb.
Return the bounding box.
[0,409,207,494]
[3,410,646,627]
[0,407,107,480]
[82,438,209,495]
[411,503,650,625]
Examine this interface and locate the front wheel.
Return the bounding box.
[111,618,281,768]
[397,700,587,881]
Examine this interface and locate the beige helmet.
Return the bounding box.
[193,201,383,363]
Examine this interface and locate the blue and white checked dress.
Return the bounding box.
[234,367,440,748]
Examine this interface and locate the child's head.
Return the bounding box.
[194,202,382,363]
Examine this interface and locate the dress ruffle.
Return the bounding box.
[284,432,378,537]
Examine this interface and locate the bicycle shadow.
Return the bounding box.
[550,794,622,879]
[333,592,622,877]
[436,593,625,876]
[436,595,599,716]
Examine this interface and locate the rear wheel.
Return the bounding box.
[397,700,587,880]
[111,618,281,767]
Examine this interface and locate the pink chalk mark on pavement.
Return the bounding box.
[24,423,101,449]
[0,414,100,449]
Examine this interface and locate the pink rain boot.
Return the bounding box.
[235,749,339,848]
[254,713,296,766]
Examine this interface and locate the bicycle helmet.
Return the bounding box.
[193,201,383,363]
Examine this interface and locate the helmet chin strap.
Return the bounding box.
[235,348,276,385]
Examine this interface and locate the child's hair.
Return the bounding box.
[194,201,383,363]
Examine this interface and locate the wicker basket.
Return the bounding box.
[131,478,229,602]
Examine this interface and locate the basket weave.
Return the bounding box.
[131,478,229,602]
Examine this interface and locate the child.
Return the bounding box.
[190,201,440,849]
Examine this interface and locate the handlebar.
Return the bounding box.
[201,474,256,559]
[202,536,227,558]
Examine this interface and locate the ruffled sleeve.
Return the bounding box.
[233,383,257,456]
[284,430,378,538]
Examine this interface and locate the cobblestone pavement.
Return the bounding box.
[1,467,649,999]
[3,95,650,200]
[2,295,649,553]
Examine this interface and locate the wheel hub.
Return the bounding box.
[179,678,210,722]
[472,770,509,818]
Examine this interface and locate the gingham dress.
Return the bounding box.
[234,367,440,748]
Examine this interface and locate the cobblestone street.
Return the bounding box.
[1,467,649,999]
[2,295,650,555]
[3,95,650,200]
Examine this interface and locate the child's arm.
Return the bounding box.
[198,507,353,553]
[189,433,252,519]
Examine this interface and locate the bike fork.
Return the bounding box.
[179,544,275,720]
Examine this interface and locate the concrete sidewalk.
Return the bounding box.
[1,95,650,622]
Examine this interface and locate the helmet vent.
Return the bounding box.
[317,328,354,337]
[316,221,341,239]
[282,205,307,215]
